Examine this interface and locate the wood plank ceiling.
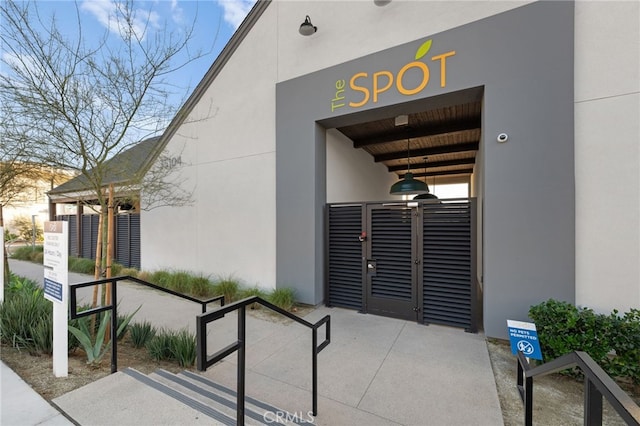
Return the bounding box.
[336,101,481,179]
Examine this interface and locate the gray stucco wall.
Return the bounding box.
[276,1,575,338]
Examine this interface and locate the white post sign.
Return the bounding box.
[44,221,69,377]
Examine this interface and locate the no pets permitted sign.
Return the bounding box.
[507,319,543,361]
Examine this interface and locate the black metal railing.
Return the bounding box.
[70,276,225,374]
[196,296,331,425]
[517,351,640,426]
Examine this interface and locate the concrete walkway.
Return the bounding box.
[1,361,75,426]
[3,259,504,425]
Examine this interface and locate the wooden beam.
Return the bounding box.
[374,141,479,162]
[401,168,475,178]
[353,118,480,148]
[387,157,476,172]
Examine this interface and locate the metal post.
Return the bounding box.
[517,358,523,387]
[584,378,603,426]
[196,314,204,371]
[237,306,246,426]
[312,327,318,416]
[111,280,118,373]
[524,376,533,426]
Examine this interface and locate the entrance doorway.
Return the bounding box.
[327,199,478,332]
[366,204,418,321]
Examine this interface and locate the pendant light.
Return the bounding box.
[390,138,429,195]
[414,157,439,200]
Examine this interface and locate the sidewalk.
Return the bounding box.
[3,259,504,425]
[1,360,75,426]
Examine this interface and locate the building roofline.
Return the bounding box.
[151,0,272,159]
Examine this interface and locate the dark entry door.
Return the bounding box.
[365,205,419,321]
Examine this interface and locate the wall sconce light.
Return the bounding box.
[299,15,317,36]
[374,0,391,6]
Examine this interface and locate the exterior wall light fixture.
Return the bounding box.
[374,0,392,6]
[299,15,317,36]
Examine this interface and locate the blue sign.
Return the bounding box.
[507,319,543,360]
[44,278,63,303]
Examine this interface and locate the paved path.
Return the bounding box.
[3,259,504,425]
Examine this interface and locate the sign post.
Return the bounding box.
[507,319,543,361]
[44,221,69,377]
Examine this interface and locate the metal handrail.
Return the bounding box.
[69,275,225,373]
[517,351,640,426]
[196,296,331,425]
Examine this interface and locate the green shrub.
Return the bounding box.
[145,328,196,367]
[191,275,214,298]
[4,228,18,242]
[130,321,157,348]
[5,274,40,294]
[0,279,51,352]
[68,257,96,274]
[0,274,75,356]
[10,215,43,241]
[167,271,191,294]
[529,299,612,363]
[120,268,139,278]
[30,318,53,355]
[607,309,640,384]
[11,245,43,262]
[146,329,176,361]
[213,276,240,303]
[268,288,295,311]
[239,286,268,309]
[529,299,640,384]
[110,263,123,276]
[170,329,197,367]
[150,271,173,288]
[136,270,151,282]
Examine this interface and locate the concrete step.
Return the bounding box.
[52,370,217,425]
[122,368,236,425]
[53,367,305,426]
[149,369,302,425]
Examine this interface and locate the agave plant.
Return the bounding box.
[68,306,140,366]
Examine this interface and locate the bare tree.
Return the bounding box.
[1,0,205,287]
[1,111,38,283]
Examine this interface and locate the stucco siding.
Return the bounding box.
[141,5,279,289]
[574,1,640,312]
[326,128,399,203]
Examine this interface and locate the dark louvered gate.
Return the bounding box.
[422,200,476,332]
[326,199,477,331]
[115,214,141,269]
[81,214,99,260]
[326,205,363,310]
[56,213,140,269]
[366,205,417,321]
[56,215,79,256]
